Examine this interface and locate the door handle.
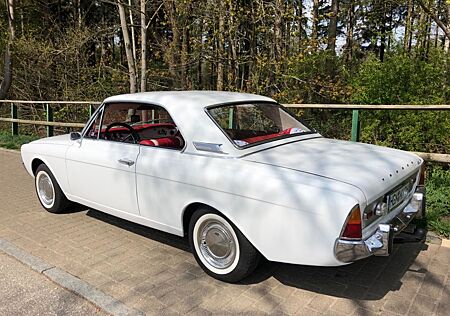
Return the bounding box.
[118,158,135,166]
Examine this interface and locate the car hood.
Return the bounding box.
[243,137,422,201]
[31,134,71,146]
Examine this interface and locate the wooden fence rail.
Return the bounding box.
[1,100,449,163]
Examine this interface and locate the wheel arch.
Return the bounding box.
[182,202,219,237]
[28,155,70,197]
[181,201,267,259]
[31,158,45,175]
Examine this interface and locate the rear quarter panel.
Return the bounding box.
[137,149,366,266]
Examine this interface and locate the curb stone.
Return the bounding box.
[441,238,450,248]
[0,238,144,316]
[0,147,20,154]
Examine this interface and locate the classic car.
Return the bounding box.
[21,91,425,282]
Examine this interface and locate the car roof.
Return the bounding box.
[102,91,283,157]
[103,91,275,110]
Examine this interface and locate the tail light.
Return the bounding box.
[419,164,425,185]
[341,205,362,240]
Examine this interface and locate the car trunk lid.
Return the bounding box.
[243,138,422,201]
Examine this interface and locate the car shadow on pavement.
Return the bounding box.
[243,240,428,300]
[86,209,191,252]
[86,208,430,301]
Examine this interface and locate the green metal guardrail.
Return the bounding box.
[1,101,100,137]
[1,101,449,161]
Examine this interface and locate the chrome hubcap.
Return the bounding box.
[38,173,54,206]
[198,220,236,269]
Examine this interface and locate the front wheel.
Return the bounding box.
[189,208,260,282]
[35,164,72,213]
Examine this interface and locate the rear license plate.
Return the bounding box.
[387,183,410,211]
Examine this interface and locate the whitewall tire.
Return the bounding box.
[34,164,71,213]
[189,208,260,282]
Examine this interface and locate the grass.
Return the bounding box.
[420,167,450,238]
[0,132,39,150]
[0,131,449,237]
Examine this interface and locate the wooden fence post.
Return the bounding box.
[46,104,53,137]
[11,103,18,136]
[351,109,360,142]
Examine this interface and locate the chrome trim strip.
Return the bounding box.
[193,142,227,154]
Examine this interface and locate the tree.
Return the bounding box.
[117,0,137,93]
[326,0,339,52]
[417,0,450,41]
[140,0,146,92]
[0,0,15,99]
[311,0,320,50]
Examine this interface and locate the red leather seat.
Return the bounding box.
[139,136,184,149]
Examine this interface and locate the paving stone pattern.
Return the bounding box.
[0,149,449,315]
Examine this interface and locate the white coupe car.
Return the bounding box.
[21,91,425,282]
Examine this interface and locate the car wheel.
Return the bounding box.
[35,164,71,213]
[189,208,260,282]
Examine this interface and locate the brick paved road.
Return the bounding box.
[0,149,449,315]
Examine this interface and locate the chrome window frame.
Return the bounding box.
[82,101,187,152]
[81,103,104,140]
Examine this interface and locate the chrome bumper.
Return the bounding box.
[334,190,424,263]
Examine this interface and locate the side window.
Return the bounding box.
[96,103,185,149]
[84,109,102,139]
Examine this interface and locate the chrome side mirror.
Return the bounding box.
[70,132,81,141]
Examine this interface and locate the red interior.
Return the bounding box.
[102,123,175,133]
[242,128,293,144]
[139,136,184,149]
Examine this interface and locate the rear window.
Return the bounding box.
[207,102,312,148]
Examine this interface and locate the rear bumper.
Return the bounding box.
[334,190,424,263]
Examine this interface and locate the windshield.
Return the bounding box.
[207,102,313,148]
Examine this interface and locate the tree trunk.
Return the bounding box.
[216,2,225,91]
[417,0,450,41]
[0,0,15,99]
[311,0,319,50]
[140,0,147,93]
[295,0,304,52]
[128,0,137,67]
[198,16,204,89]
[181,24,190,89]
[445,4,450,52]
[379,1,387,62]
[229,1,239,89]
[117,0,137,93]
[327,0,339,52]
[274,0,283,63]
[345,0,354,62]
[417,3,427,53]
[404,0,413,51]
[164,0,180,86]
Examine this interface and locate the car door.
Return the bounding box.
[134,105,188,234]
[65,103,140,215]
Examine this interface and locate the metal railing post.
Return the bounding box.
[228,107,234,129]
[351,109,360,142]
[11,103,18,136]
[89,105,95,117]
[46,104,54,137]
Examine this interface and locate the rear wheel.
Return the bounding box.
[188,208,260,282]
[35,164,71,213]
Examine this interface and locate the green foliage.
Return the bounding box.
[350,52,450,105]
[350,52,450,153]
[11,28,128,101]
[0,132,38,150]
[422,167,450,238]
